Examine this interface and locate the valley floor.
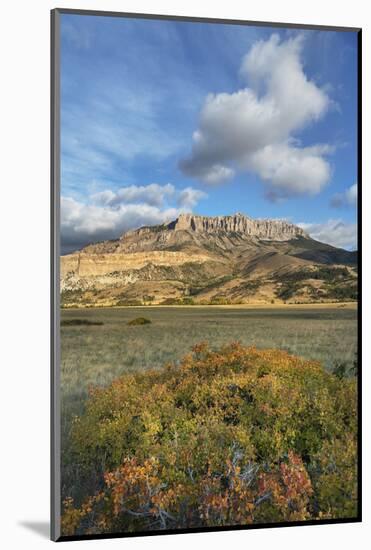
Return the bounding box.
[60,304,358,522]
[61,304,358,423]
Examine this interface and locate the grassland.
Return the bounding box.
[60,304,358,515]
[61,305,357,423]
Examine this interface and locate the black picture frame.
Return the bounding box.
[51,8,362,542]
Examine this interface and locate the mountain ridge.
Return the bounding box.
[152,212,306,240]
[61,212,357,308]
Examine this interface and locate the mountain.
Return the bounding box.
[61,213,357,308]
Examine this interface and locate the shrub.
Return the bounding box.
[116,299,143,306]
[160,298,181,305]
[326,285,357,301]
[127,317,152,326]
[210,296,231,305]
[182,297,195,305]
[274,267,357,302]
[159,297,195,305]
[63,343,357,535]
[61,289,84,307]
[333,354,358,379]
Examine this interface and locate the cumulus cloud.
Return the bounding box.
[298,219,357,250]
[61,197,179,254]
[61,184,207,254]
[180,33,332,198]
[331,183,357,208]
[177,187,208,209]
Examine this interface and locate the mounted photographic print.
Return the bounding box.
[51,8,361,541]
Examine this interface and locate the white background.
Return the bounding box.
[0,0,369,548]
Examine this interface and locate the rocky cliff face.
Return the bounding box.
[61,212,356,307]
[82,213,307,256]
[165,213,306,240]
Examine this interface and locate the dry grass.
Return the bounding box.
[61,306,357,420]
[60,305,357,506]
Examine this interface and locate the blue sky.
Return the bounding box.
[60,14,358,253]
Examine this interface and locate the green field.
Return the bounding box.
[61,305,357,421]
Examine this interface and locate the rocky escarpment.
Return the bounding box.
[79,213,307,257]
[165,213,306,240]
[61,212,357,307]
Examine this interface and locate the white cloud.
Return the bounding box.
[331,183,357,208]
[298,219,357,250]
[180,33,332,198]
[61,183,207,254]
[92,183,176,208]
[61,197,179,254]
[177,187,208,209]
[247,143,332,200]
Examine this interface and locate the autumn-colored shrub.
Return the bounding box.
[63,343,357,535]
